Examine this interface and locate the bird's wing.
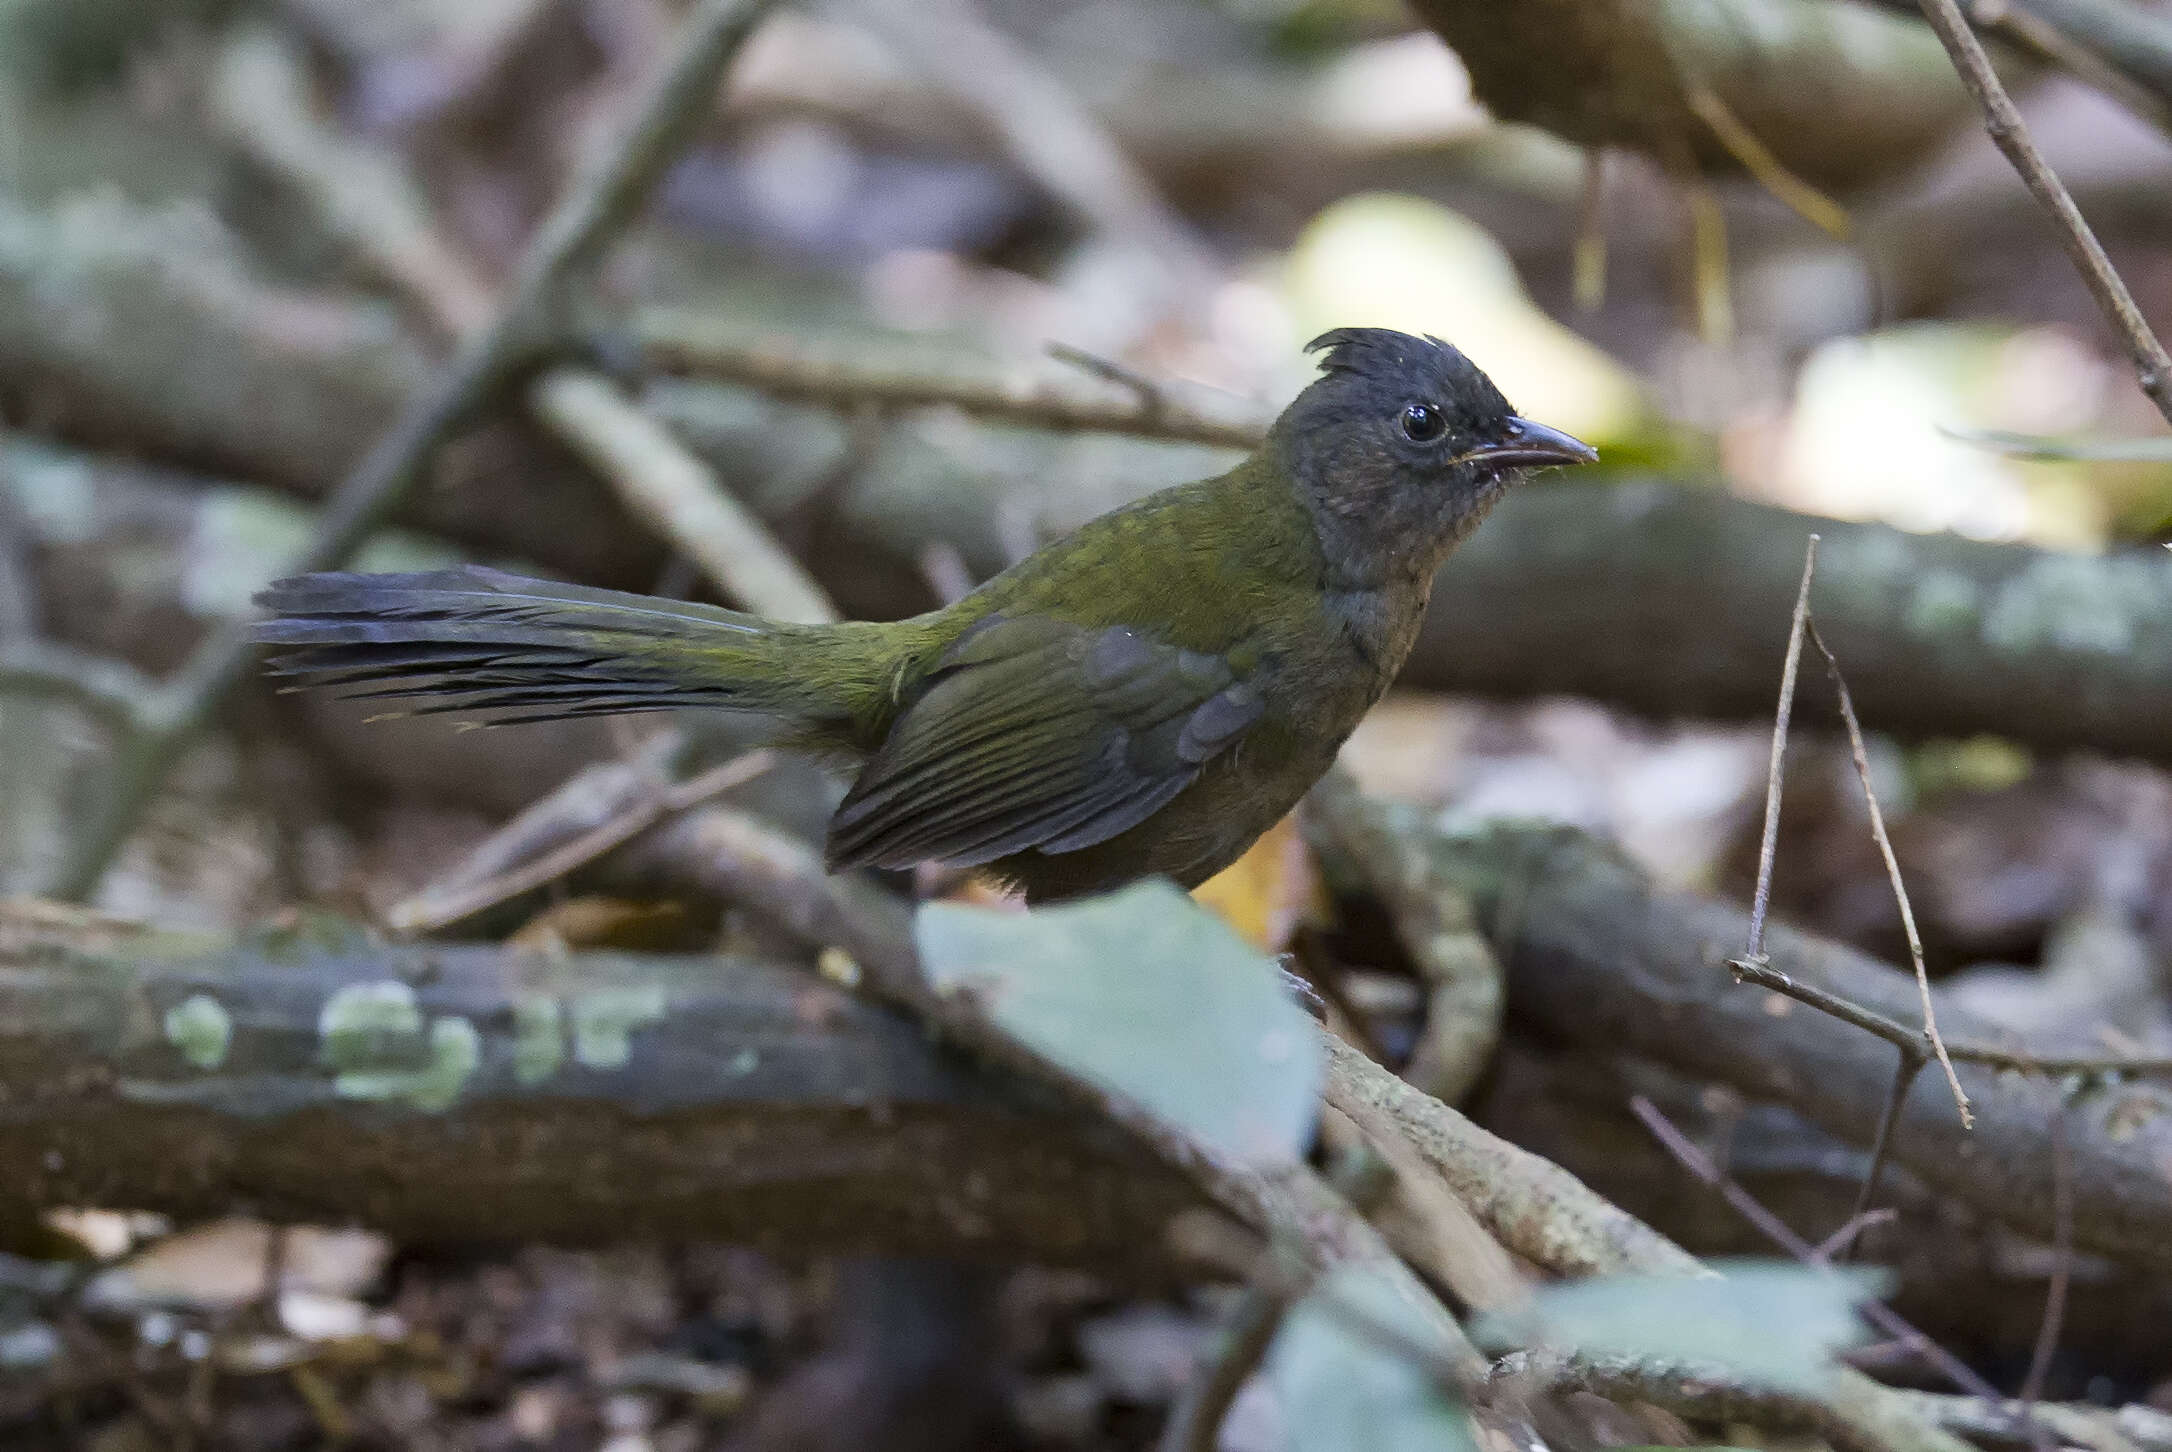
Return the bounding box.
[824,613,1263,871]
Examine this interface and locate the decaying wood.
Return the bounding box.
[1411,817,2172,1270]
[0,907,1197,1261]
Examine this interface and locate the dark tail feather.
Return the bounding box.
[255,565,839,726]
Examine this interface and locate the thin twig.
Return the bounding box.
[1630,1096,2016,1410]
[852,0,1222,313]
[1813,1207,1900,1263]
[1158,1151,1395,1452]
[529,369,840,622]
[39,0,788,903]
[1742,534,1818,964]
[1806,619,1970,1127]
[1841,1056,1926,1260]
[1574,148,1608,311]
[1900,1391,2170,1452]
[1680,82,1851,238]
[1912,0,2172,425]
[0,444,36,644]
[1965,0,2172,136]
[636,310,1270,448]
[214,16,840,629]
[1685,175,1733,345]
[2019,1106,2073,1407]
[0,642,156,734]
[389,750,776,933]
[1732,955,2172,1078]
[1046,341,1168,415]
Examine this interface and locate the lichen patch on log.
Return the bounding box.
[162,993,230,1070]
[568,986,669,1069]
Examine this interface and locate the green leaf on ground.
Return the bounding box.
[1272,1262,1477,1452]
[913,879,1320,1165]
[1476,1258,1890,1392]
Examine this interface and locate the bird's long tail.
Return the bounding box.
[254,566,901,738]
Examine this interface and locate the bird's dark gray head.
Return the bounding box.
[1274,327,1596,584]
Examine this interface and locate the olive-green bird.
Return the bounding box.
[256,328,1594,901]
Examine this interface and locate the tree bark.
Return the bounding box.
[0,908,1197,1261]
[1412,480,2172,763]
[1410,818,2172,1270]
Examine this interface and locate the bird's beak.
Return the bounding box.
[1474,417,1599,469]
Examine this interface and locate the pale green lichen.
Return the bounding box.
[334,1017,480,1112]
[570,986,669,1069]
[511,994,565,1086]
[162,993,231,1070]
[1903,568,1979,637]
[319,981,478,1110]
[1981,553,2170,657]
[1816,526,1915,588]
[728,1046,761,1076]
[318,981,423,1071]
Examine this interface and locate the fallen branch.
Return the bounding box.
[1734,537,1971,1129]
[38,0,791,903]
[1911,0,2172,424]
[1415,481,2172,765]
[1415,817,2172,1269]
[1306,767,1504,1106]
[1495,1351,2159,1452]
[0,906,1199,1259]
[636,309,1269,449]
[1319,1037,1703,1280]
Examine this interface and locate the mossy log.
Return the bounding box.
[0,909,1197,1261]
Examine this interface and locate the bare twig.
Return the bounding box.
[1685,175,1733,344]
[636,311,1270,448]
[1630,1096,2013,1409]
[389,750,776,933]
[1046,342,1168,413]
[1306,767,1504,1105]
[2019,1107,2073,1407]
[0,447,35,644]
[214,17,841,630]
[529,369,840,623]
[1731,537,1971,1137]
[851,0,1222,317]
[613,804,1449,1292]
[1321,1036,1705,1280]
[41,0,789,902]
[1843,1056,1926,1258]
[0,641,155,734]
[1806,619,1970,1127]
[207,25,497,340]
[1912,0,2172,425]
[1157,1151,1396,1452]
[1680,82,1851,238]
[1742,534,1817,964]
[1573,149,1608,311]
[1899,1391,2170,1452]
[1965,0,2172,135]
[1812,1207,1900,1263]
[1731,954,2172,1077]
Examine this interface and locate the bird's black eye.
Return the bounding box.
[1399,402,1447,443]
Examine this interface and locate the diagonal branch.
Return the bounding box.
[1912,0,2172,425]
[39,0,790,903]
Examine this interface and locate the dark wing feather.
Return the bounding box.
[825,615,1262,871]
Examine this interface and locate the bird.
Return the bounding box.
[255,328,1595,901]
